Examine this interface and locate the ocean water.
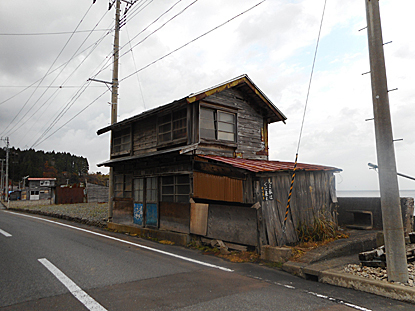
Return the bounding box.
[337,189,415,198]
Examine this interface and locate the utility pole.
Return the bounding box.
[365,0,408,283]
[0,159,4,201]
[91,1,137,220]
[108,0,121,221]
[0,137,9,202]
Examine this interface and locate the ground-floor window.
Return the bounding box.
[161,175,190,203]
[114,173,132,198]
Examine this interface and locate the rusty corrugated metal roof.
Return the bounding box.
[198,155,341,173]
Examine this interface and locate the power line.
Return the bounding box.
[0,29,114,107]
[6,5,113,144]
[120,0,154,29]
[125,25,146,110]
[95,0,197,77]
[22,16,114,147]
[31,89,109,148]
[0,3,95,137]
[0,29,111,36]
[120,0,266,83]
[27,1,266,148]
[0,85,105,88]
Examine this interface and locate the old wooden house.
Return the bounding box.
[97,75,341,247]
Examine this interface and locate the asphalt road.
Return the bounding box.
[0,209,413,311]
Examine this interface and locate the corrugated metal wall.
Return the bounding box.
[56,187,85,204]
[193,172,243,202]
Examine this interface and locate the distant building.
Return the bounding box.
[24,178,56,201]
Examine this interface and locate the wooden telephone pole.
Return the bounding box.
[365,0,408,283]
[107,0,121,221]
[91,1,138,220]
[0,137,9,202]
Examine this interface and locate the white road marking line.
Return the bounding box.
[38,258,107,311]
[307,291,372,311]
[0,228,12,237]
[246,274,372,311]
[6,211,233,272]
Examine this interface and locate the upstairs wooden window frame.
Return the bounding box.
[112,127,131,156]
[200,106,237,143]
[157,108,187,145]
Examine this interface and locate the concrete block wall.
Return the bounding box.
[337,197,414,235]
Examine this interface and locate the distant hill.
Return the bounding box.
[0,148,93,186]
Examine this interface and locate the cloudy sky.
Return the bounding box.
[1,0,414,191]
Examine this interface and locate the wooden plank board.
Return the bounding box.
[190,203,209,235]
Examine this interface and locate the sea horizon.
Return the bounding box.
[337,189,415,198]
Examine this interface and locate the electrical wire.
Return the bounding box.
[125,25,146,110]
[25,0,266,148]
[120,0,266,83]
[0,3,95,137]
[0,33,114,107]
[25,18,115,147]
[94,0,188,78]
[31,89,110,148]
[8,5,111,142]
[0,29,111,36]
[120,0,154,28]
[281,0,328,240]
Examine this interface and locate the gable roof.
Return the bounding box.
[198,155,342,173]
[97,74,286,135]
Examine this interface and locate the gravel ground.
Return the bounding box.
[344,263,415,287]
[4,200,108,228]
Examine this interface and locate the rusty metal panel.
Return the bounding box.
[113,198,133,225]
[190,203,208,235]
[206,204,258,246]
[193,172,243,203]
[160,202,190,233]
[56,187,84,204]
[198,155,341,173]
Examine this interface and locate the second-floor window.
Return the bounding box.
[200,107,236,142]
[112,128,131,155]
[158,108,187,144]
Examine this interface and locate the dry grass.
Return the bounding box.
[289,232,349,261]
[218,251,260,263]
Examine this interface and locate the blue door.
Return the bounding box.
[133,203,144,225]
[145,177,158,227]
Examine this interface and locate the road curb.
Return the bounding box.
[282,261,415,304]
[107,222,191,246]
[320,269,415,304]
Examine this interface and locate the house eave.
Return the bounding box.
[97,143,198,167]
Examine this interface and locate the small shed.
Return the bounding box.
[197,155,341,246]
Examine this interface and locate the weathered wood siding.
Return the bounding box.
[256,171,336,246]
[132,115,157,155]
[206,204,258,246]
[113,198,134,225]
[159,202,190,233]
[201,88,267,160]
